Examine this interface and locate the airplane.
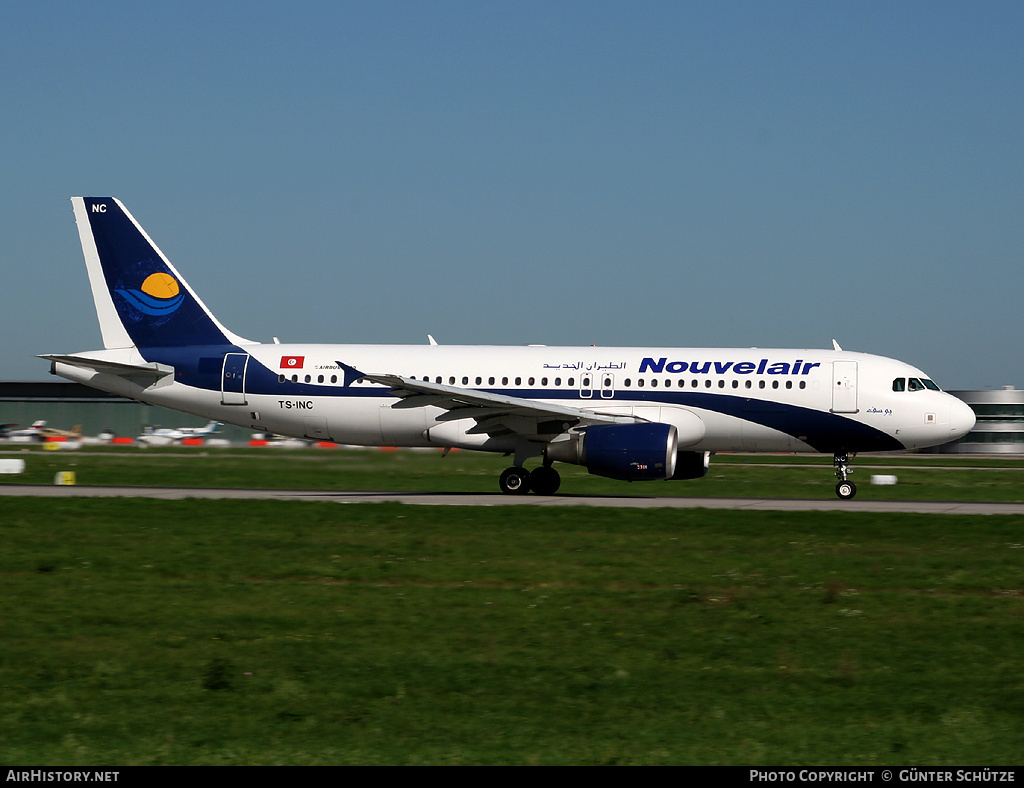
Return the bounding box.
[3,420,83,441]
[41,197,976,499]
[40,422,83,440]
[4,420,49,441]
[137,420,222,446]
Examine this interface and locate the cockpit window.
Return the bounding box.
[894,377,940,392]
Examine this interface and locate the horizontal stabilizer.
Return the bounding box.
[38,354,174,379]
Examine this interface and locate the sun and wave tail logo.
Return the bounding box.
[115,272,185,317]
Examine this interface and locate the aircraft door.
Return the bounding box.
[600,373,616,399]
[579,372,594,399]
[831,361,858,413]
[221,353,249,405]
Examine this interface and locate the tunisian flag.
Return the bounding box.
[280,356,305,369]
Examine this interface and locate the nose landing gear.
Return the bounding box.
[834,452,857,499]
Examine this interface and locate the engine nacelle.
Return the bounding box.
[671,450,711,480]
[545,423,678,481]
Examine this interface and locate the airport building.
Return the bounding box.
[2,381,1021,453]
[933,387,1024,454]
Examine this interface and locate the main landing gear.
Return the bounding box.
[500,455,861,499]
[834,452,856,499]
[498,464,561,496]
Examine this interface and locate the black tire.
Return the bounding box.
[836,481,857,500]
[529,466,561,495]
[499,466,531,495]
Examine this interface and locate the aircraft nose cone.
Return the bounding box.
[949,397,976,440]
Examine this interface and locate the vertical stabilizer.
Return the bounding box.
[71,197,251,349]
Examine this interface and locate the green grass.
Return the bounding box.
[1,497,1023,764]
[4,445,1024,501]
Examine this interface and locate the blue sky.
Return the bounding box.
[3,1,1021,389]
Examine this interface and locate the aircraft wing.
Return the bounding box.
[354,369,639,441]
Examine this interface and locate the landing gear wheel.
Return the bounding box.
[529,466,561,495]
[836,481,857,500]
[499,466,532,495]
[833,452,856,500]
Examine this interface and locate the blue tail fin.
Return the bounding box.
[71,197,251,349]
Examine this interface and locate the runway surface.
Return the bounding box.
[3,483,1024,515]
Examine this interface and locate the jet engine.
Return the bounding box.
[545,423,678,481]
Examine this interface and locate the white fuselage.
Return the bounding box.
[53,343,976,455]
